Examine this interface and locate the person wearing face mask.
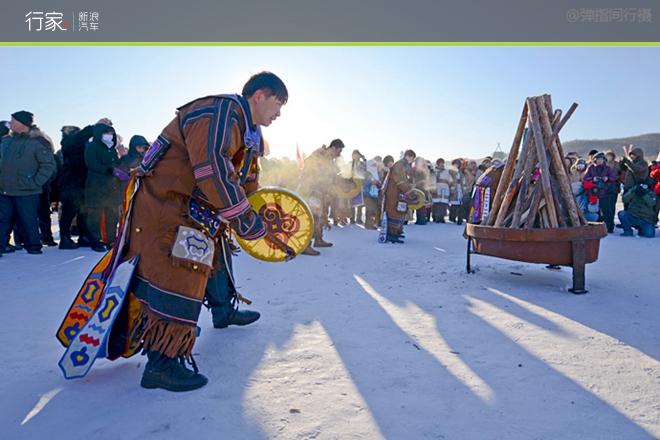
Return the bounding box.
[571,158,587,182]
[84,123,125,252]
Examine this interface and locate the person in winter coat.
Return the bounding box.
[571,158,588,183]
[118,134,149,175]
[431,158,451,223]
[0,111,56,255]
[583,152,617,233]
[620,146,648,192]
[649,161,660,223]
[475,157,492,181]
[448,158,466,225]
[121,71,289,392]
[0,120,21,253]
[381,150,419,243]
[362,158,382,229]
[84,123,125,252]
[297,140,343,255]
[564,153,582,184]
[605,149,622,218]
[58,120,111,249]
[617,180,657,237]
[413,157,431,225]
[350,149,367,225]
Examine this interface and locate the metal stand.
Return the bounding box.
[568,238,588,294]
[466,237,475,274]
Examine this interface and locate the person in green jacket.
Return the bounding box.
[617,180,657,237]
[0,111,56,255]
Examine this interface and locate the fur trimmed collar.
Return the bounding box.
[11,126,54,150]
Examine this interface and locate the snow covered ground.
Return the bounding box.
[1,220,659,439]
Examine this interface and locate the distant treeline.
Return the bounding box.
[562,133,660,161]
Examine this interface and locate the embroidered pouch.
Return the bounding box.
[188,197,224,237]
[171,226,215,269]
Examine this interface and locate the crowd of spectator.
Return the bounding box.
[1,110,658,260]
[0,111,150,257]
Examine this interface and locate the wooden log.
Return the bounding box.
[545,98,588,226]
[524,181,543,230]
[550,175,568,228]
[546,98,568,173]
[552,109,562,126]
[509,180,536,227]
[538,99,567,227]
[546,99,588,226]
[526,98,559,228]
[499,177,523,227]
[535,96,581,227]
[486,103,529,226]
[511,135,539,228]
[494,128,533,227]
[543,96,575,159]
[518,190,537,226]
[540,205,551,229]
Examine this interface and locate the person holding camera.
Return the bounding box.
[583,152,616,233]
[620,145,649,192]
[617,180,657,237]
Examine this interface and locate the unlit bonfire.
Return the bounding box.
[466,94,607,294]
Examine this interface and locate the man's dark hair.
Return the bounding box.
[329,139,345,150]
[242,71,288,104]
[404,149,416,159]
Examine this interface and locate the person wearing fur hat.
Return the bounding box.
[571,158,588,183]
[0,111,56,256]
[584,152,617,233]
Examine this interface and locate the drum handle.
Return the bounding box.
[264,231,296,261]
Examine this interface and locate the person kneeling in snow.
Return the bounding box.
[617,180,657,237]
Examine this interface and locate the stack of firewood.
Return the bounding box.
[483,94,588,229]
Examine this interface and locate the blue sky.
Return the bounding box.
[1,46,659,162]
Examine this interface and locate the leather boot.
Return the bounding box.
[387,234,405,244]
[59,236,79,250]
[141,351,208,392]
[213,309,260,329]
[301,244,320,256]
[314,237,333,247]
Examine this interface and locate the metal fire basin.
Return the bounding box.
[465,222,607,294]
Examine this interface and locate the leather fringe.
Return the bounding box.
[137,304,197,359]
